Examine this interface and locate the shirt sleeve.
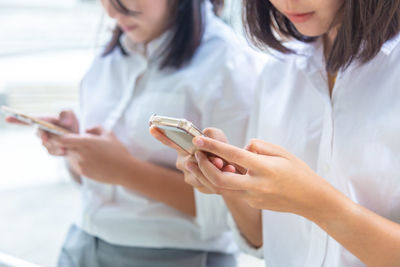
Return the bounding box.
[227,212,264,258]
[194,192,230,239]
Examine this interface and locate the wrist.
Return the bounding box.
[301,178,357,227]
[114,155,139,186]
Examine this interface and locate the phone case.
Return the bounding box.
[1,106,72,135]
[149,114,204,154]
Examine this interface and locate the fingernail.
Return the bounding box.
[194,137,204,147]
[194,151,200,161]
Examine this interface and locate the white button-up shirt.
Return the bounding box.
[75,3,264,252]
[240,34,400,266]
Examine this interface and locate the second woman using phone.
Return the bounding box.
[153,0,400,266]
[5,0,264,266]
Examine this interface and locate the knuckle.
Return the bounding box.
[176,157,188,171]
[212,174,226,188]
[248,139,260,150]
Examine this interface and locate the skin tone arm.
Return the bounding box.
[6,112,196,217]
[191,136,400,267]
[222,194,263,248]
[112,154,197,217]
[150,126,263,247]
[52,126,196,217]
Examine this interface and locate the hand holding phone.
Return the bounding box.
[149,114,238,171]
[2,106,73,135]
[149,116,238,194]
[3,107,79,156]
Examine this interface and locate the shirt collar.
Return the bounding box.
[381,32,400,55]
[290,30,400,57]
[280,38,325,73]
[120,29,171,61]
[288,31,400,73]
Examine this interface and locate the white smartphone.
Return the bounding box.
[149,114,205,154]
[1,106,72,135]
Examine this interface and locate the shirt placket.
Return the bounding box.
[82,57,148,230]
[305,67,333,267]
[104,59,148,131]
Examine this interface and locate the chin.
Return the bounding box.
[126,33,151,44]
[296,28,326,37]
[294,25,327,38]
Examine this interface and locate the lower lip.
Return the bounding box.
[121,25,137,32]
[286,12,314,23]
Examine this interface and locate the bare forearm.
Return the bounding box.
[223,194,263,248]
[65,158,82,184]
[307,186,400,267]
[118,158,196,217]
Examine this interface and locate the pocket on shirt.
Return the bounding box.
[126,91,186,154]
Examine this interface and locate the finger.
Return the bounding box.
[53,134,87,149]
[195,151,251,190]
[176,154,191,171]
[37,116,60,125]
[208,156,224,169]
[59,110,74,126]
[39,130,50,143]
[43,139,66,156]
[221,164,236,173]
[85,126,104,136]
[193,136,258,170]
[183,168,205,188]
[185,161,218,194]
[185,162,246,196]
[245,139,288,158]
[203,127,228,143]
[58,110,79,133]
[37,127,57,141]
[5,116,30,125]
[51,147,66,156]
[149,126,188,154]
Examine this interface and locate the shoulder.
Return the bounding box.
[86,46,126,74]
[81,46,134,88]
[187,18,267,81]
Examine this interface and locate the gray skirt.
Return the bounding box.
[57,225,237,267]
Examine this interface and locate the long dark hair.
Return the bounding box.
[244,0,400,73]
[103,0,224,70]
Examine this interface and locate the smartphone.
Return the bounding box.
[1,106,72,135]
[149,114,205,154]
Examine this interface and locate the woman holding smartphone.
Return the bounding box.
[7,0,263,266]
[153,0,400,266]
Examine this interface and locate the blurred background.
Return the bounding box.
[0,0,263,266]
